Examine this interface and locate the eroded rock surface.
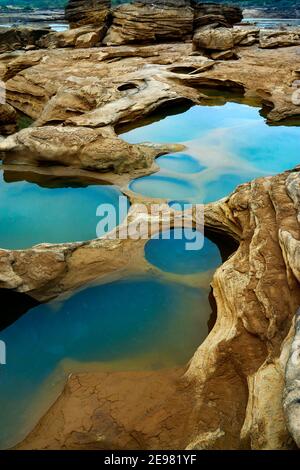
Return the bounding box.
[103,0,194,46]
[0,12,299,451]
[259,29,300,49]
[193,2,243,28]
[0,103,17,135]
[13,168,300,450]
[0,125,160,173]
[65,0,111,29]
[37,25,106,49]
[0,26,50,53]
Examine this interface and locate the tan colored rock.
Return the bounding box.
[37,25,106,49]
[193,26,234,51]
[1,43,299,125]
[193,25,260,52]
[103,1,194,46]
[0,125,159,173]
[211,49,237,60]
[75,31,101,48]
[259,29,300,49]
[0,103,17,135]
[193,2,243,29]
[13,168,300,450]
[284,311,300,448]
[0,26,50,53]
[65,0,111,29]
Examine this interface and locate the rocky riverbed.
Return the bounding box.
[0,0,300,451]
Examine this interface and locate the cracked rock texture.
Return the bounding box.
[103,1,194,46]
[0,125,161,173]
[65,0,111,28]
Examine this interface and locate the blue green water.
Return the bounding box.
[122,102,300,203]
[145,228,222,274]
[0,270,217,448]
[0,171,128,249]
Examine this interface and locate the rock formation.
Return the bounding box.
[103,0,194,45]
[0,0,299,452]
[284,308,300,448]
[259,29,300,49]
[13,167,300,450]
[0,26,50,53]
[65,0,111,29]
[37,25,107,49]
[193,1,243,28]
[193,25,260,52]
[0,125,161,173]
[0,103,17,135]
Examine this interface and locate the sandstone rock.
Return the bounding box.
[0,27,50,53]
[259,29,300,49]
[193,25,234,51]
[75,31,101,48]
[284,309,300,448]
[193,2,243,29]
[37,25,106,49]
[0,103,17,135]
[193,25,260,52]
[232,26,260,46]
[210,49,237,60]
[13,168,300,450]
[103,1,194,46]
[0,125,159,174]
[65,0,111,29]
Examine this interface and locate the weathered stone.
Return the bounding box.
[37,25,106,49]
[103,1,194,46]
[193,2,243,28]
[284,309,300,448]
[210,49,237,60]
[193,25,234,51]
[0,26,50,53]
[0,125,160,173]
[75,30,101,48]
[13,168,300,450]
[193,24,260,52]
[0,103,17,135]
[259,29,300,49]
[65,0,111,29]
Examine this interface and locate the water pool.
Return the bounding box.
[0,268,219,448]
[145,228,222,275]
[0,171,128,249]
[122,101,300,203]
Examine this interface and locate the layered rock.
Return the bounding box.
[65,0,111,29]
[0,103,17,135]
[103,0,194,46]
[0,26,50,53]
[13,167,300,450]
[0,125,160,174]
[193,1,243,28]
[284,308,300,448]
[259,29,300,49]
[37,25,106,49]
[193,25,260,52]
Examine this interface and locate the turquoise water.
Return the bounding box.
[243,18,300,29]
[0,171,128,249]
[157,153,205,174]
[0,272,217,448]
[145,228,222,274]
[122,102,300,203]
